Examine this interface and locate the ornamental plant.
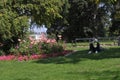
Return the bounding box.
[10,33,64,55]
[0,50,72,61]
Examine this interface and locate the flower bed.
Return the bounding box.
[0,50,72,61]
[9,33,65,55]
[0,33,73,61]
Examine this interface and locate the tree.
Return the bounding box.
[0,8,29,53]
[0,0,65,53]
[63,0,89,41]
[12,0,64,26]
[47,0,70,41]
[62,0,118,42]
[109,0,120,36]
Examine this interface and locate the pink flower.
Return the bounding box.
[0,55,16,61]
[15,45,19,49]
[29,37,34,41]
[46,39,51,43]
[30,54,41,60]
[51,39,56,43]
[18,56,29,61]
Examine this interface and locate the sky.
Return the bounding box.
[28,18,47,34]
[29,24,47,34]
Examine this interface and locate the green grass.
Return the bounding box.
[65,41,116,50]
[0,46,120,80]
[66,41,115,46]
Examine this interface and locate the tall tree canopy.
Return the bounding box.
[62,0,118,41]
[110,0,120,36]
[47,0,70,41]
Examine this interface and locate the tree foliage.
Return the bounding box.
[0,0,65,53]
[8,0,65,26]
[47,0,70,41]
[62,0,119,41]
[109,0,120,36]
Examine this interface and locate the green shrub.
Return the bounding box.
[10,34,64,55]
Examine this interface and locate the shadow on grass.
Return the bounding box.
[34,47,120,64]
[67,70,120,80]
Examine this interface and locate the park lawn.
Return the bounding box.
[65,41,115,50]
[0,46,120,80]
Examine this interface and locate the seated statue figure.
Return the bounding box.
[88,38,100,54]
